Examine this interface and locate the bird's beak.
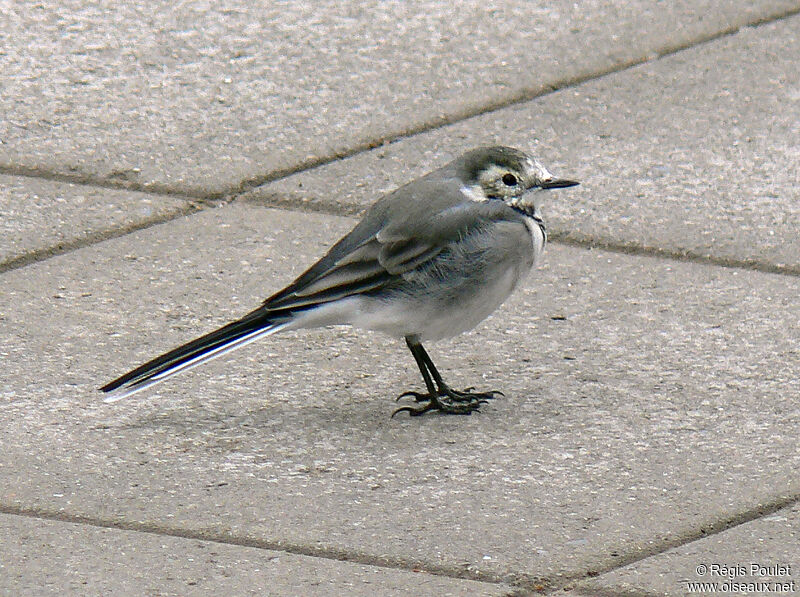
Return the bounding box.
[540,178,580,189]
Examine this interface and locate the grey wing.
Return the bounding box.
[262,179,523,313]
[262,234,441,312]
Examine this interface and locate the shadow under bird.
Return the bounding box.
[101,146,578,416]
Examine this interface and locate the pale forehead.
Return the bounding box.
[523,157,552,180]
[479,158,552,181]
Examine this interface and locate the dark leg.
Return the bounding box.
[416,344,503,403]
[392,337,503,417]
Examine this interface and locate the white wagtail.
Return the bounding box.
[101,146,578,416]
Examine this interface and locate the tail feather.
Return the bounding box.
[100,310,288,402]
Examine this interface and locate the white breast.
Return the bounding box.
[521,215,546,265]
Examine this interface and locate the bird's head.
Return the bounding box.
[455,146,579,215]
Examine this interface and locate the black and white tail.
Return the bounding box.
[100,310,289,403]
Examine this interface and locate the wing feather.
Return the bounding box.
[261,179,525,313]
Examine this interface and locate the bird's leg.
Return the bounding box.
[392,339,443,416]
[393,337,501,417]
[417,343,504,403]
[395,338,438,403]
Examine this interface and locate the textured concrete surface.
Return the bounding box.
[578,503,800,596]
[2,1,797,195]
[1,204,798,590]
[3,2,800,594]
[0,174,192,269]
[255,15,800,272]
[0,513,512,596]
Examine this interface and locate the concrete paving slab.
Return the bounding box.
[0,174,193,270]
[254,15,800,272]
[1,204,798,589]
[0,513,511,596]
[2,1,797,196]
[577,502,799,596]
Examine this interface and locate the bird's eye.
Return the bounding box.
[502,173,518,186]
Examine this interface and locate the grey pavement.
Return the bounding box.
[577,502,800,596]
[2,204,799,593]
[255,15,800,273]
[0,513,510,596]
[1,1,797,196]
[2,2,799,596]
[0,174,194,271]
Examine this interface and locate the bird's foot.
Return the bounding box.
[392,396,481,417]
[392,386,503,417]
[446,387,504,403]
[395,387,503,403]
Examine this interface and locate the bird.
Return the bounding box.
[100,146,578,416]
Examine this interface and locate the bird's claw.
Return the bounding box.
[396,390,429,402]
[391,399,481,417]
[392,386,503,417]
[447,388,504,402]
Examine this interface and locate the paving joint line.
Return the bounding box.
[0,504,532,593]
[554,492,800,592]
[242,197,800,278]
[549,232,800,277]
[0,164,224,203]
[4,4,798,208]
[2,7,797,276]
[225,4,800,199]
[2,491,798,594]
[1,7,797,594]
[0,203,205,275]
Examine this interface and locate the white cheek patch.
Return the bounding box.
[462,164,515,202]
[460,184,488,202]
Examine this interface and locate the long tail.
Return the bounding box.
[100,309,290,403]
